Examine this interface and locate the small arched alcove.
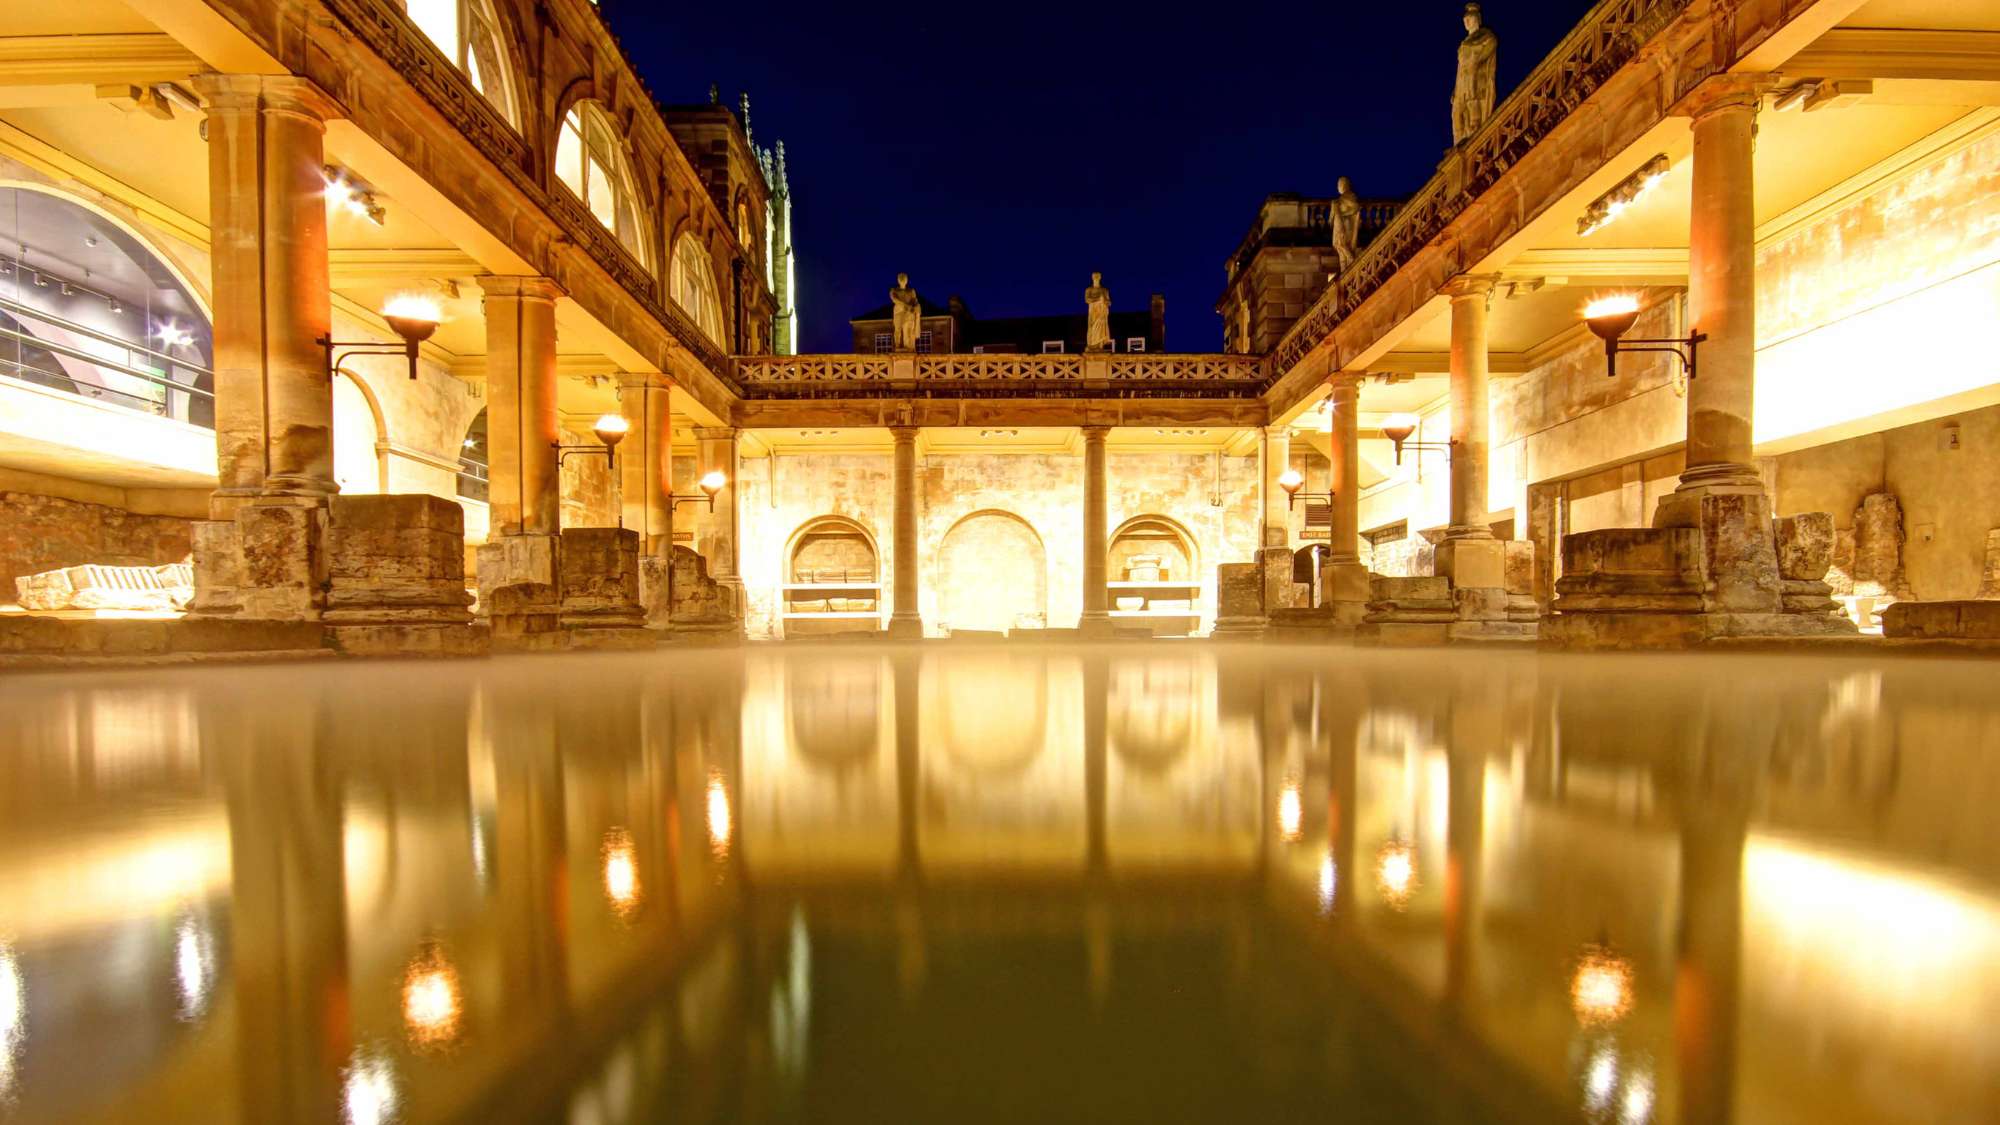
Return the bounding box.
[782,515,881,637]
[1108,515,1201,637]
[937,509,1047,635]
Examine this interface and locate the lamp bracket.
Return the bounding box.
[1604,331,1706,380]
[319,336,422,381]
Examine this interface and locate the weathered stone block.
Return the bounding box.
[640,555,672,628]
[1454,586,1510,623]
[325,495,474,625]
[559,527,645,629]
[1369,575,1449,603]
[1502,540,1536,598]
[1774,512,1835,582]
[234,501,328,620]
[477,533,560,640]
[1554,528,1704,614]
[1212,562,1266,635]
[1435,536,1505,592]
[1883,600,2000,640]
[669,545,740,630]
[1981,528,2000,598]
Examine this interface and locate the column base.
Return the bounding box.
[476,532,561,643]
[558,528,648,631]
[191,495,331,622]
[886,615,924,640]
[1077,612,1114,638]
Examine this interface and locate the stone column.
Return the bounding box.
[1080,424,1111,634]
[194,74,340,505]
[694,426,742,594]
[1258,424,1295,612]
[617,374,673,555]
[1657,78,1781,615]
[619,374,674,628]
[1443,277,1494,539]
[477,276,564,643]
[189,75,342,619]
[889,425,923,637]
[1436,277,1506,599]
[482,276,563,536]
[1325,373,1370,622]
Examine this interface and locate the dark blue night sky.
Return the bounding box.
[603,2,1597,353]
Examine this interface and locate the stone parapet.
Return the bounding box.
[0,615,329,666]
[1554,528,1706,614]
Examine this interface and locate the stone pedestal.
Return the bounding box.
[477,533,561,648]
[1258,547,1296,613]
[668,544,743,637]
[323,494,481,657]
[1435,536,1505,593]
[558,527,650,649]
[191,498,330,621]
[1322,559,1371,629]
[1211,563,1267,637]
[1774,513,1845,621]
[1504,541,1540,623]
[639,555,672,629]
[1657,487,1781,614]
[1356,575,1454,646]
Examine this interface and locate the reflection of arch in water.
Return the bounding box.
[1108,658,1198,773]
[937,509,1046,634]
[783,656,884,770]
[931,652,1048,774]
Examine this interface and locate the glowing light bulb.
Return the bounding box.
[592,413,629,448]
[1277,467,1304,495]
[699,469,728,497]
[1277,780,1303,842]
[1584,294,1641,322]
[381,293,442,326]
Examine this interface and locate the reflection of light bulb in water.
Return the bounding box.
[1277,780,1303,842]
[342,1047,399,1125]
[173,913,216,1022]
[602,828,641,918]
[1375,839,1417,909]
[1,943,23,1103]
[1571,941,1635,1026]
[707,772,733,854]
[1317,855,1337,916]
[401,941,463,1048]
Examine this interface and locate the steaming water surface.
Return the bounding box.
[0,644,1995,1124]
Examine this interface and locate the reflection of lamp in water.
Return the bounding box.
[1571,937,1636,1027]
[1,942,22,1103]
[1375,838,1418,910]
[173,912,216,1023]
[706,771,733,855]
[1317,855,1338,916]
[342,1047,400,1125]
[1277,779,1304,843]
[602,827,641,919]
[401,940,464,1049]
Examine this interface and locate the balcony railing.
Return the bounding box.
[0,295,215,427]
[456,455,489,503]
[735,353,1269,399]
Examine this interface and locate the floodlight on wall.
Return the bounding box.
[1379,412,1450,466]
[672,469,729,512]
[1276,466,1334,511]
[322,164,386,225]
[1584,294,1703,380]
[318,295,441,382]
[1577,154,1670,237]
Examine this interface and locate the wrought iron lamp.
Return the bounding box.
[554,413,629,468]
[1276,467,1335,511]
[320,295,440,380]
[1379,413,1450,466]
[672,469,728,512]
[1584,295,1703,380]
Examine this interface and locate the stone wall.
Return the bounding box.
[0,492,194,602]
[735,448,1261,639]
[1775,401,2000,601]
[559,422,622,530]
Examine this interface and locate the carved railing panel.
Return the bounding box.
[1272,0,1694,376]
[737,354,1265,396]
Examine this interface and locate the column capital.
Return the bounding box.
[1673,74,1775,124]
[193,73,342,124]
[1441,274,1499,301]
[479,275,564,303]
[888,424,920,442]
[693,425,739,441]
[1079,424,1111,443]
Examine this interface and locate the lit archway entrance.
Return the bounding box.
[937,510,1046,635]
[1108,515,1201,636]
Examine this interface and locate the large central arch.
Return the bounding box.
[936,509,1046,634]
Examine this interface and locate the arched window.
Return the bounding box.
[669,233,726,347]
[405,0,519,126]
[556,104,649,267]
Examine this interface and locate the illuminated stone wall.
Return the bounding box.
[735,449,1262,638]
[0,491,192,598]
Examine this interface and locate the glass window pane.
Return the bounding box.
[406,0,460,63]
[586,156,616,228]
[555,116,585,196]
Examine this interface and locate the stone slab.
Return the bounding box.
[1881,600,2000,640]
[1435,536,1506,592]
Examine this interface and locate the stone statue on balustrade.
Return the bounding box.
[1331,177,1362,271]
[1085,272,1112,352]
[890,272,921,352]
[1451,2,1498,145]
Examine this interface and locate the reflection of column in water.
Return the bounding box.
[894,653,921,880]
[1442,746,1486,1020]
[1084,654,1108,874]
[213,685,350,1123]
[1675,803,1746,1125]
[485,689,570,1011]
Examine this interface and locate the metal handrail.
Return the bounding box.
[0,324,214,401]
[0,293,214,378]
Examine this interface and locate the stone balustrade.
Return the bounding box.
[733,353,1269,398]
